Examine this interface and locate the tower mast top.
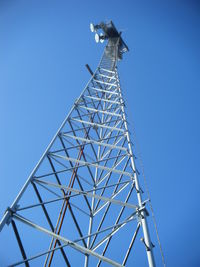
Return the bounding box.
[90,20,129,60]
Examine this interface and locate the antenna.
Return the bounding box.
[94,33,106,43]
[90,21,129,60]
[90,23,101,32]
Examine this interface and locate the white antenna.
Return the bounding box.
[90,23,95,32]
[95,33,100,43]
[95,33,105,43]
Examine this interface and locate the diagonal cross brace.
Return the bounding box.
[49,153,133,178]
[34,179,138,210]
[13,213,124,267]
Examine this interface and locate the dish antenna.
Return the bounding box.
[95,33,100,43]
[90,21,129,55]
[95,33,105,43]
[90,23,101,33]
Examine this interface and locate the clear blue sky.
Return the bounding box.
[0,0,200,266]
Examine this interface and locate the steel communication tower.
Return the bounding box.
[0,21,156,266]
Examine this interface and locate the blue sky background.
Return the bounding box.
[0,0,200,266]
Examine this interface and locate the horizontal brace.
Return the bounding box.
[49,153,133,178]
[24,180,129,213]
[93,79,117,87]
[97,133,125,143]
[78,105,121,117]
[35,151,128,180]
[35,180,138,210]
[13,214,123,267]
[84,95,121,105]
[71,117,121,130]
[62,125,96,135]
[31,180,130,213]
[70,118,125,133]
[51,148,127,167]
[98,73,116,80]
[61,134,128,152]
[89,86,119,95]
[82,105,120,113]
[20,180,131,212]
[71,111,101,121]
[35,144,127,181]
[99,68,115,74]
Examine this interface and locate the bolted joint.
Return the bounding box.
[139,206,149,217]
[5,205,19,225]
[74,97,84,107]
[92,123,98,131]
[5,205,19,215]
[136,207,144,220]
[136,205,149,221]
[74,99,79,107]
